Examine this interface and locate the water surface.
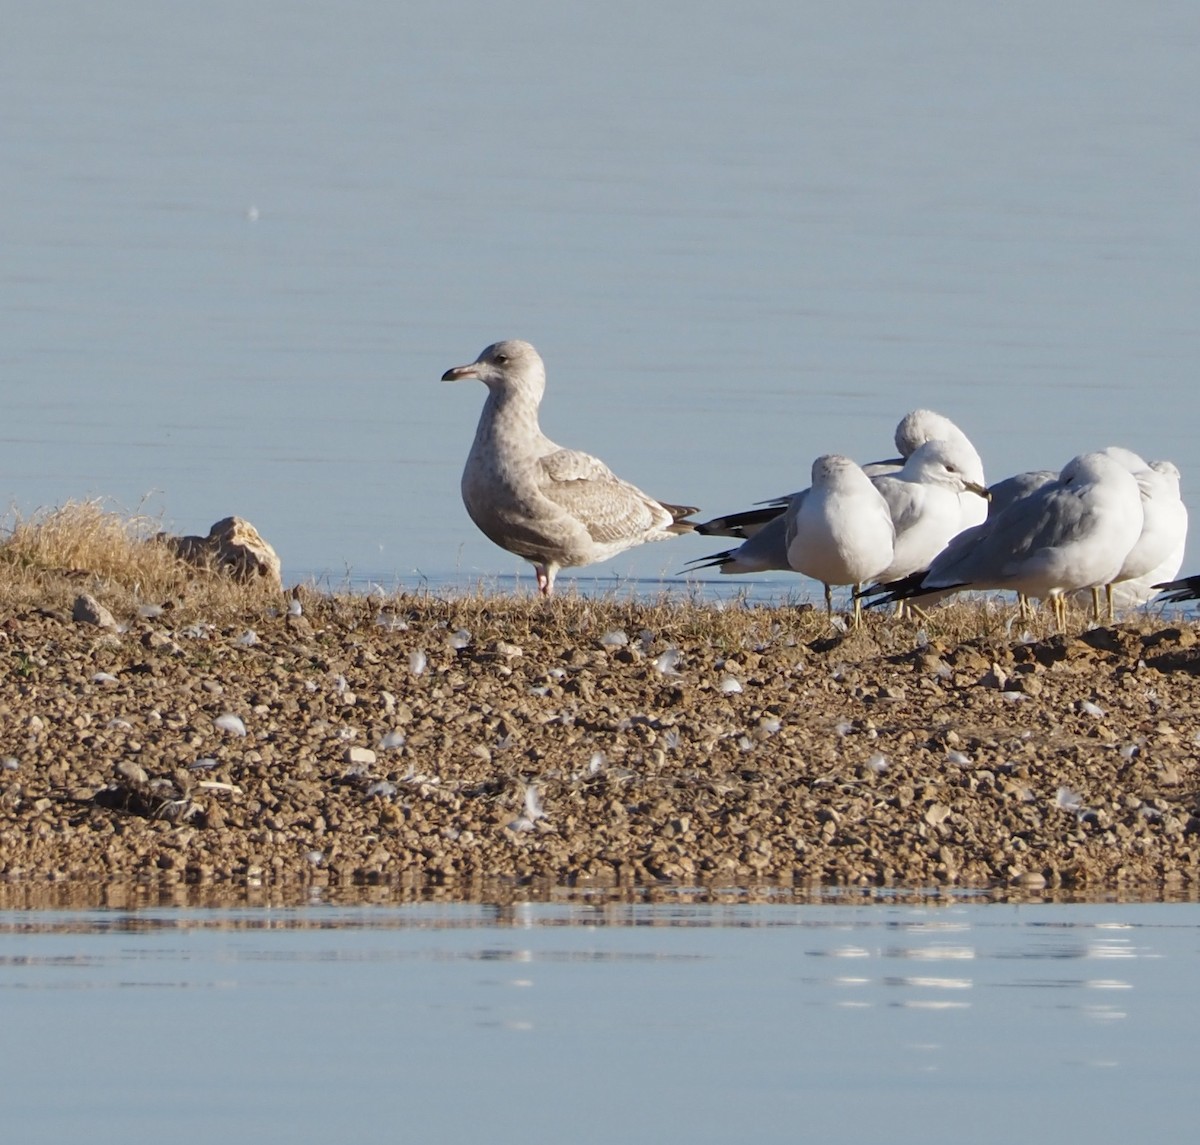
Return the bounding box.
[4,2,1200,595]
[1,896,1195,1143]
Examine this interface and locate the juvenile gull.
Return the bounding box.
[783,454,895,627]
[443,340,696,595]
[863,451,1144,630]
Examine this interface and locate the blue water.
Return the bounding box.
[1,897,1195,1143]
[5,1,1200,596]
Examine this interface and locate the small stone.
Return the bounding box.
[73,594,117,630]
[159,516,281,587]
[116,760,148,785]
[214,713,247,737]
[344,747,377,766]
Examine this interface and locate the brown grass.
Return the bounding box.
[0,500,283,621]
[0,500,1147,644]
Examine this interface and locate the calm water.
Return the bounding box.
[4,2,1200,595]
[0,897,1195,1143]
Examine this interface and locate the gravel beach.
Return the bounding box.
[3,590,1200,900]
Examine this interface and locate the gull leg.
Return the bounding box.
[824,582,833,616]
[1106,583,1115,623]
[1052,593,1066,632]
[1090,586,1102,622]
[852,584,863,629]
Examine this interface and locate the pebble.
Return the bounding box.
[214,713,247,736]
[72,594,117,630]
[0,598,1196,897]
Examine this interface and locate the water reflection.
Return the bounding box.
[2,897,1196,1144]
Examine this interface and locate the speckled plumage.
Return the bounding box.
[443,340,695,594]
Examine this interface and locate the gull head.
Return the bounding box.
[811,453,872,490]
[1100,444,1150,474]
[894,409,965,457]
[893,409,985,482]
[1059,450,1142,494]
[903,439,990,499]
[1148,459,1183,495]
[441,339,546,399]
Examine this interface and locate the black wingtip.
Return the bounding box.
[1153,575,1200,603]
[680,550,736,574]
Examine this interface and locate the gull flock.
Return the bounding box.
[443,339,1193,627]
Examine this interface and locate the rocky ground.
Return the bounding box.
[3,589,1200,901]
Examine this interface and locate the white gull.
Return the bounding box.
[688,435,986,583]
[688,409,985,576]
[782,454,895,626]
[865,451,1144,629]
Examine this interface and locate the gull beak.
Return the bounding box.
[966,482,991,500]
[441,363,481,382]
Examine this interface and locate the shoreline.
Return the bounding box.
[3,589,1200,902]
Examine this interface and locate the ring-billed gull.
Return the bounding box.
[686,436,987,582]
[689,410,984,581]
[443,340,696,595]
[884,409,989,531]
[695,409,986,545]
[862,451,1144,630]
[1081,455,1186,615]
[782,454,895,626]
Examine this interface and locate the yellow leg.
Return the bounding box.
[1106,583,1115,623]
[1052,593,1066,632]
[1090,586,1102,622]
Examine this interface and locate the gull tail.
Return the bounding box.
[857,569,935,609]
[681,547,741,574]
[660,501,700,535]
[1153,574,1200,603]
[695,504,786,539]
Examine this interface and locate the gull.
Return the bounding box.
[862,451,1144,630]
[443,340,696,595]
[862,439,990,583]
[782,454,895,626]
[1081,455,1186,615]
[686,436,987,584]
[986,469,1057,517]
[695,409,987,545]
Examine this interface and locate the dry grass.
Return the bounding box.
[0,500,1158,645]
[301,579,1087,663]
[0,500,283,621]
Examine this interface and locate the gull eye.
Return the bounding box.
[494,353,509,364]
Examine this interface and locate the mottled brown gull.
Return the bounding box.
[443,339,696,595]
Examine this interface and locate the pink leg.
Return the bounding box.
[536,565,552,595]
